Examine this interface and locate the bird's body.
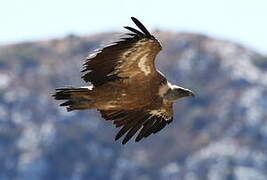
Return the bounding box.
[53,17,195,144]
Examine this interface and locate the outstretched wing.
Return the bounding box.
[99,106,173,144]
[82,17,162,86]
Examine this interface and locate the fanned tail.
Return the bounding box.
[52,86,94,111]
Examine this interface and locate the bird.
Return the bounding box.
[53,17,195,144]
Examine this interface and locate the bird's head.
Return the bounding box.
[165,86,195,101]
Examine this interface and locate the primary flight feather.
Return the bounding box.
[53,17,195,144]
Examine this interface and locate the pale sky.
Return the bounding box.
[1,0,267,54]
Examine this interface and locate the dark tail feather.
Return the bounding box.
[52,87,93,111]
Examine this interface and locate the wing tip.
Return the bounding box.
[128,17,153,39]
[123,26,144,37]
[135,136,143,142]
[130,17,137,21]
[122,138,128,145]
[115,135,120,141]
[115,135,128,145]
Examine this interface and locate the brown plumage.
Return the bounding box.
[53,17,195,144]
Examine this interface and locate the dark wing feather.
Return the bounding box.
[123,26,145,37]
[131,17,153,38]
[81,38,134,86]
[81,17,161,87]
[99,107,173,144]
[135,118,156,142]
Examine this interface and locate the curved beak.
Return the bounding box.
[189,91,195,97]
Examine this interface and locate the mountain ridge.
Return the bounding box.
[0,31,267,180]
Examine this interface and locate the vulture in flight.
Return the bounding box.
[53,17,195,144]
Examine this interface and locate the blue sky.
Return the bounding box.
[1,0,266,54]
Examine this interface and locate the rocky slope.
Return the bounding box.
[0,31,267,180]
